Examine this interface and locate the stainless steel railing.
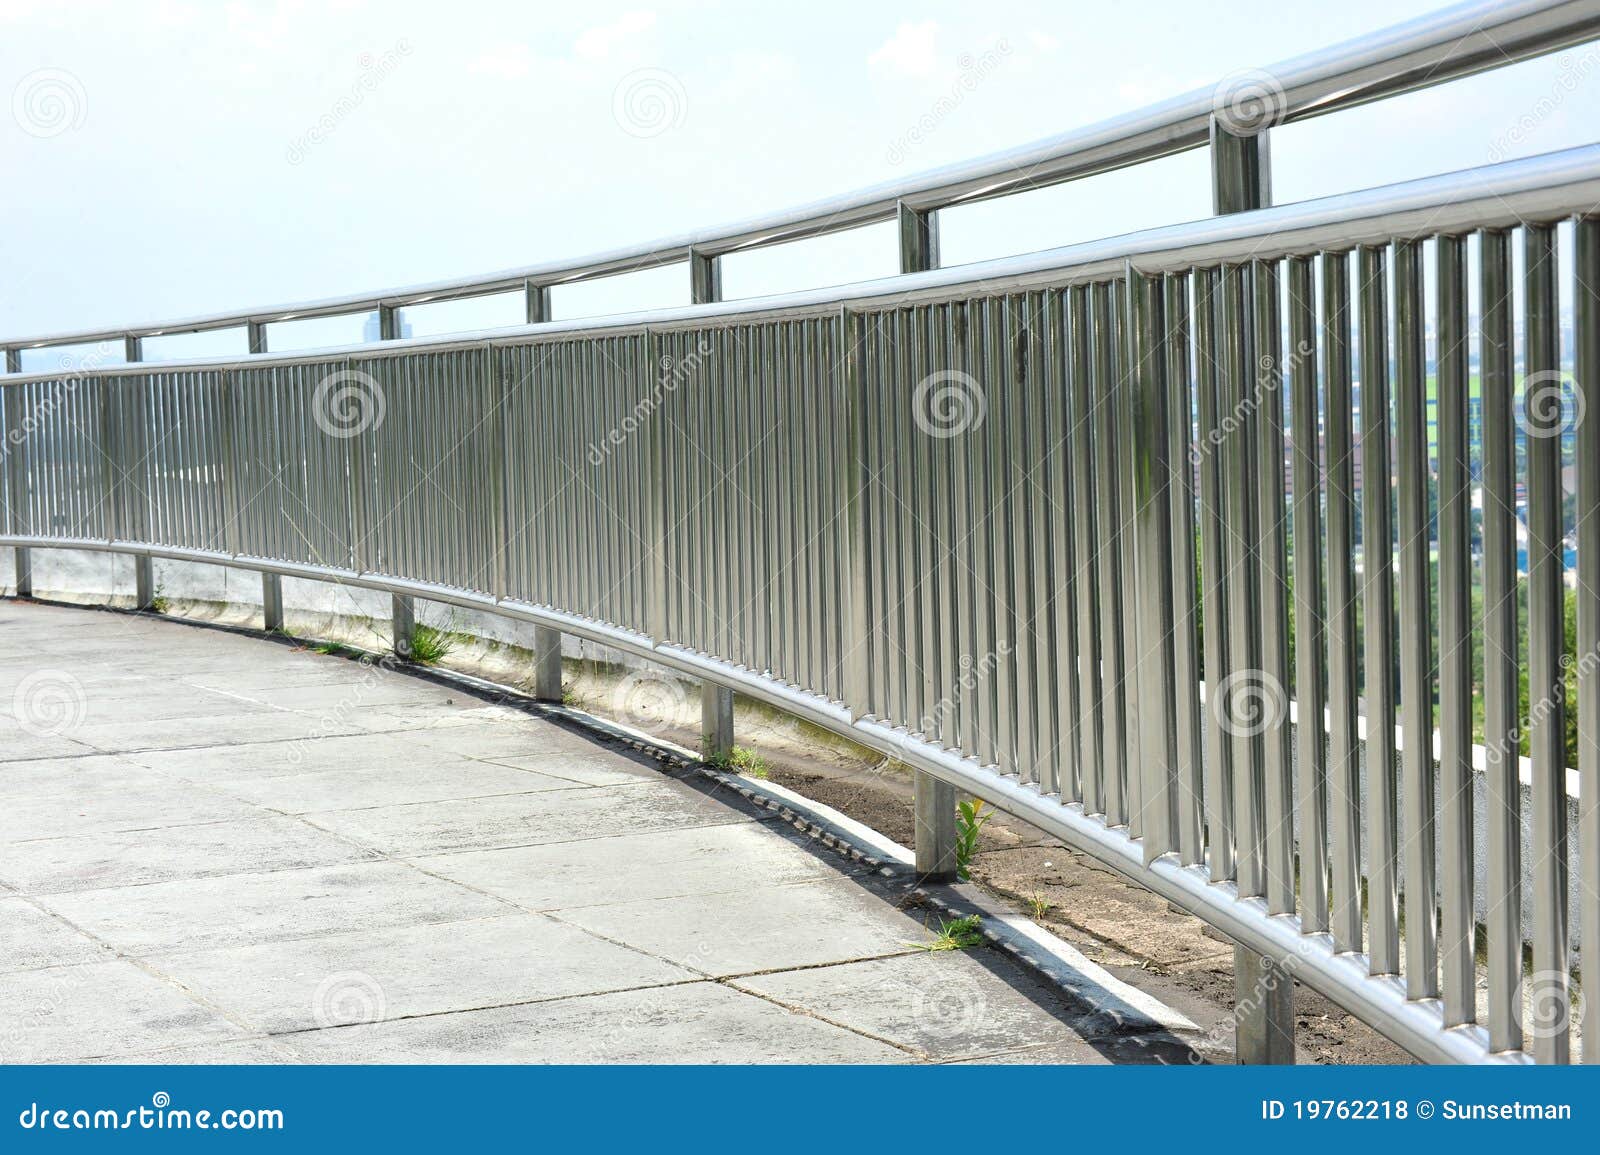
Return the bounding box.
[4,0,1598,1065]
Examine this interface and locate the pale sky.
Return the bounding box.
[3,0,1598,368]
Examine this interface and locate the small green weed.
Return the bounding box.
[911,914,984,952]
[1026,892,1053,920]
[406,621,457,665]
[954,798,991,881]
[707,745,769,779]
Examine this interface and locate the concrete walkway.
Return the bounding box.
[1,598,1194,1064]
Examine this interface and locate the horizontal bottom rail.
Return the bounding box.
[1,535,1528,1065]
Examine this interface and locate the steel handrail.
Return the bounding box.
[2,0,1597,352]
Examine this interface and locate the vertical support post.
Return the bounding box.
[247,320,278,629]
[262,574,284,633]
[1209,119,1271,215]
[377,305,400,342]
[134,556,155,610]
[1234,947,1296,1063]
[524,280,551,325]
[532,624,563,702]
[3,347,29,598]
[122,335,155,611]
[896,201,940,274]
[391,593,414,658]
[701,682,733,761]
[914,769,958,883]
[689,248,721,305]
[1210,112,1294,1060]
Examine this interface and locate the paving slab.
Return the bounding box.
[38,861,508,954]
[204,760,580,813]
[302,778,757,857]
[0,897,112,972]
[732,951,1145,1063]
[149,913,696,1033]
[554,878,928,977]
[0,960,245,1063]
[413,820,865,912]
[282,981,909,1064]
[0,781,262,842]
[0,814,378,895]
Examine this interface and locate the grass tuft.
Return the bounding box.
[910,914,984,952]
[706,744,770,779]
[406,622,457,665]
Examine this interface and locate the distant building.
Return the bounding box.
[362,311,412,342]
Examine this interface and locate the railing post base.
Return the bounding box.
[532,625,563,702]
[261,573,284,633]
[1234,946,1296,1064]
[913,769,959,883]
[13,546,31,598]
[701,683,733,762]
[134,555,155,611]
[391,594,415,659]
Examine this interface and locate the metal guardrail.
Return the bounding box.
[3,0,1598,1065]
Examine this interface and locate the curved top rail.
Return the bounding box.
[5,141,1597,385]
[5,0,1598,351]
